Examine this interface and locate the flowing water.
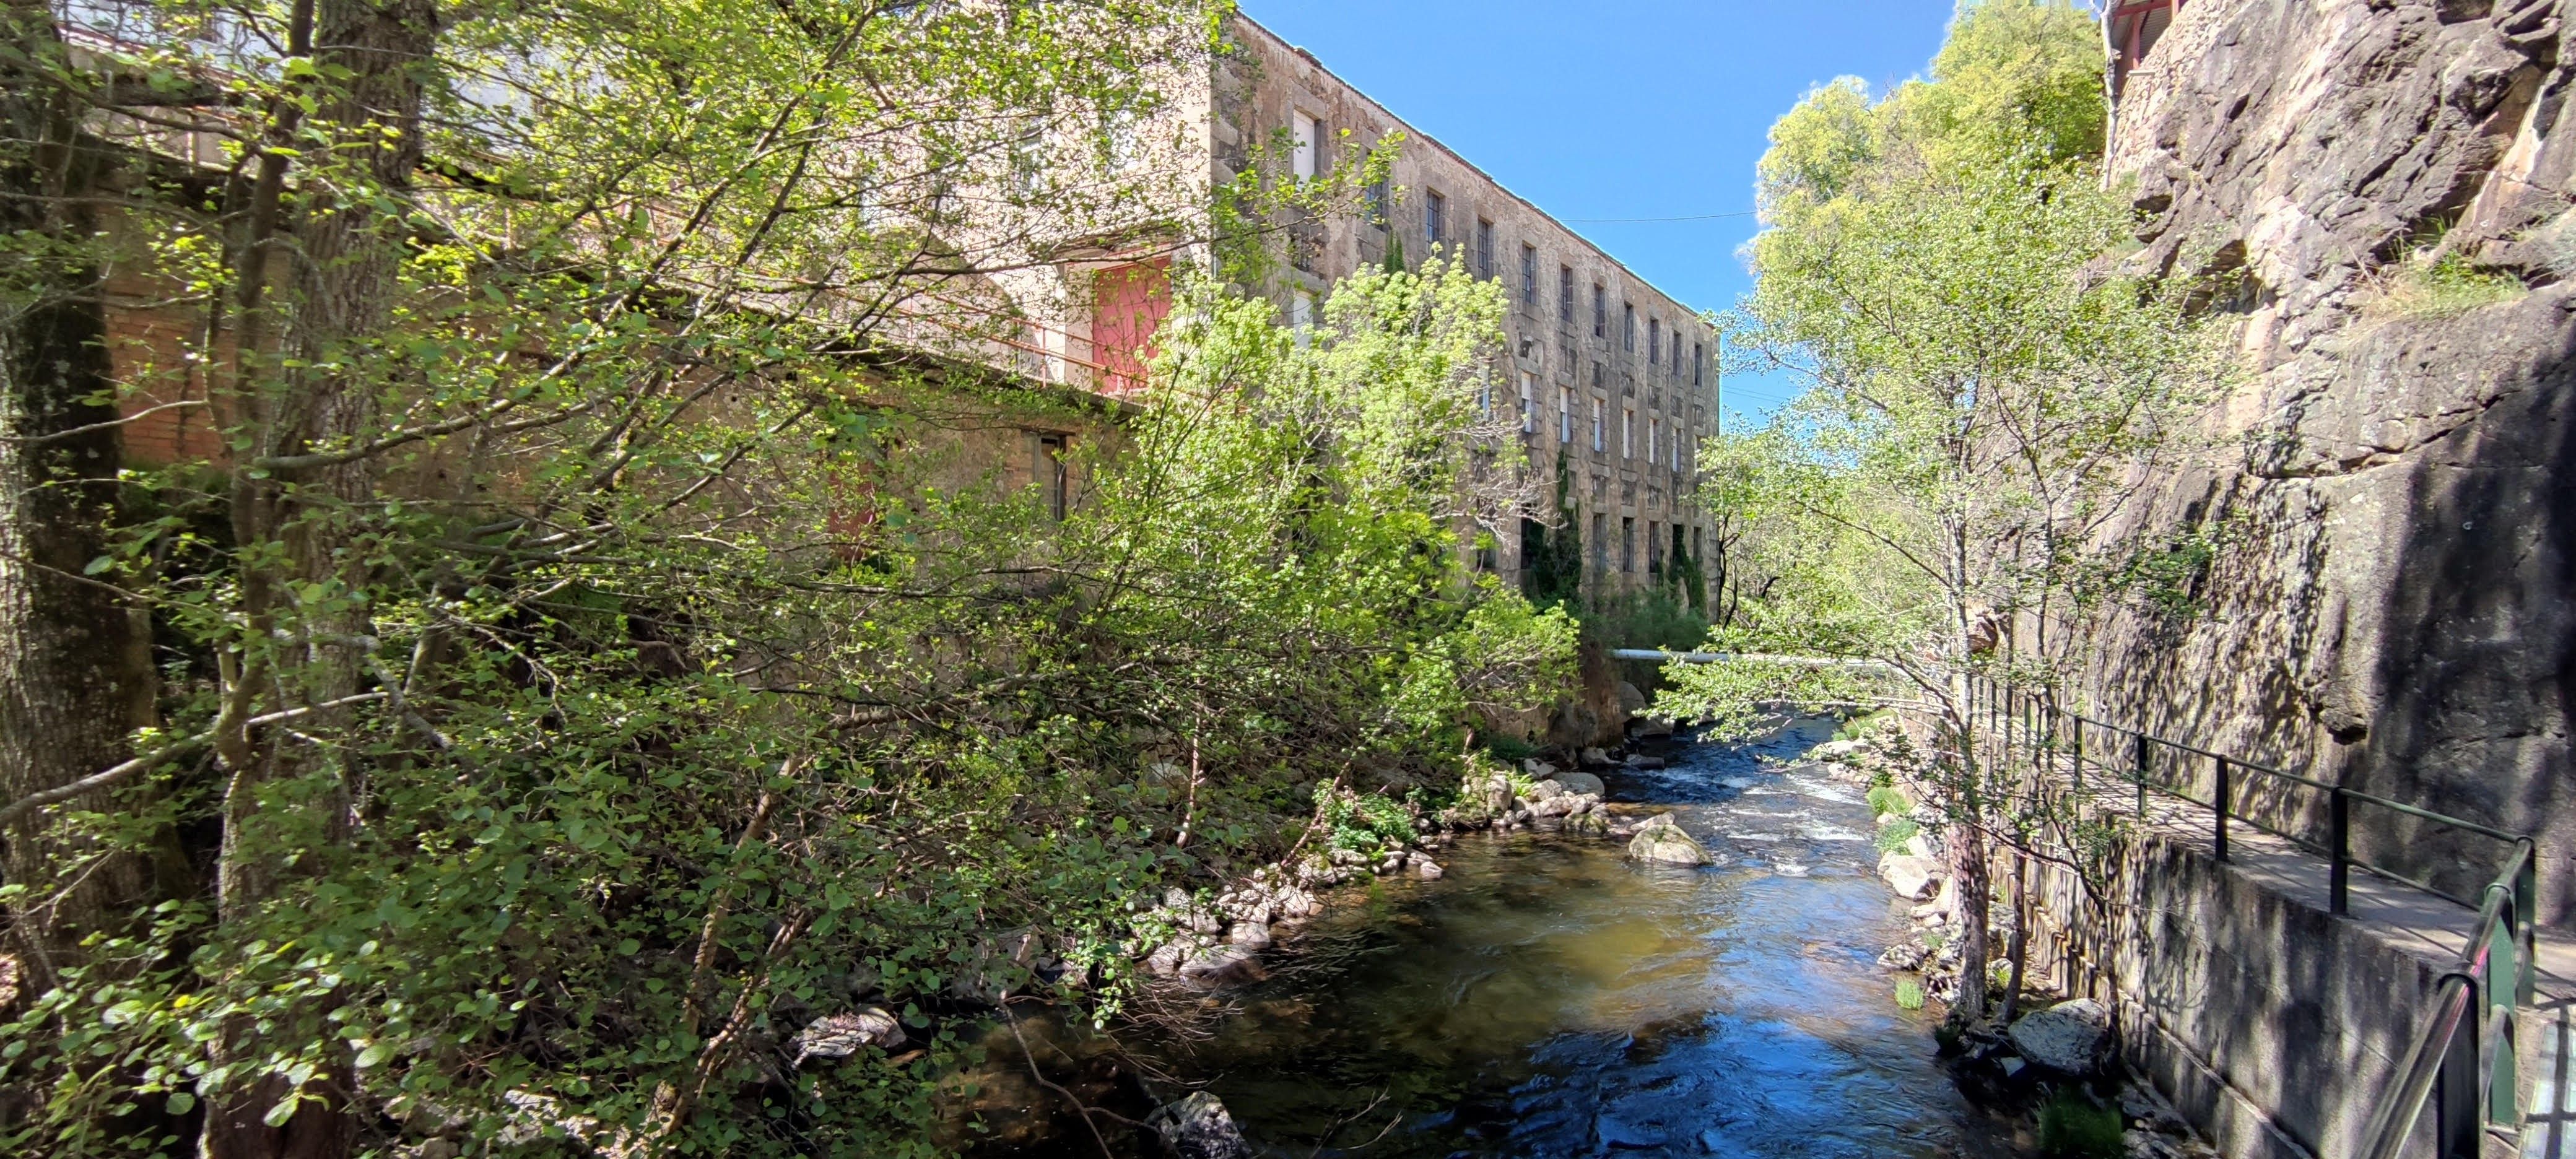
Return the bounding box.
[979,720,2027,1158]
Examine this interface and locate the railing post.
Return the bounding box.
[2517,846,2539,1007]
[2330,788,2350,916]
[2213,756,2230,862]
[2438,992,2482,1159]
[2071,711,2084,796]
[2134,732,2149,819]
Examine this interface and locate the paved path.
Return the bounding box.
[2055,773,2576,1158]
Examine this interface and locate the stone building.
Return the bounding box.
[84,11,1717,604]
[987,15,1719,603]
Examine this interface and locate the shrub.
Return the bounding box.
[1866,786,1909,817]
[1873,817,1922,854]
[2035,1090,2125,1158]
[1894,979,1926,1010]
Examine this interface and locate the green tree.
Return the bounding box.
[1664,2,2224,1028]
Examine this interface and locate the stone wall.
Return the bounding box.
[2016,815,2447,1159]
[2093,0,2576,922]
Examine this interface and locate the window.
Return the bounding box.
[1675,328,1686,374]
[1672,429,1682,472]
[1559,265,1575,324]
[1591,513,1608,575]
[1426,190,1445,245]
[1692,526,1704,565]
[1592,285,1607,337]
[1648,416,1660,463]
[1591,397,1604,452]
[1648,318,1661,364]
[1521,244,1539,306]
[1292,111,1321,179]
[1673,524,1687,573]
[1692,341,1704,386]
[1622,407,1634,458]
[1290,290,1315,347]
[1558,386,1574,443]
[1519,371,1536,433]
[1622,303,1635,352]
[1476,218,1495,277]
[1035,433,1069,521]
[1648,521,1664,575]
[1621,517,1635,573]
[1365,177,1388,227]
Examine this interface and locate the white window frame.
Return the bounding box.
[1292,111,1320,179]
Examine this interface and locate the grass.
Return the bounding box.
[1865,786,1909,817]
[2369,249,2523,319]
[1873,817,1922,854]
[2035,1090,2125,1158]
[1893,979,1926,1010]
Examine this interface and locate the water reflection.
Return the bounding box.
[990,719,2024,1158]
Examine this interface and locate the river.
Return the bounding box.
[972,719,2029,1157]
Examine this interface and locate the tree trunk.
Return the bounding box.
[201,2,438,1155]
[0,0,158,994]
[1999,848,2029,1025]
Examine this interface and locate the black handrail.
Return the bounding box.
[1966,674,2539,1158]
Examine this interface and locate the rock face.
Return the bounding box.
[2103,0,2576,921]
[2007,998,2113,1076]
[1626,813,1712,866]
[1150,1092,1251,1159]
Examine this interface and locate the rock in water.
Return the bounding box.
[1178,944,1266,989]
[791,1007,905,1066]
[1877,852,1939,900]
[1553,770,1606,797]
[1151,1091,1251,1159]
[1625,813,1711,866]
[2008,998,2113,1075]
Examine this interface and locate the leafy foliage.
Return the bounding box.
[0,5,1578,1152]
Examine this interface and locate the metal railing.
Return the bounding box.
[1966,673,2537,1159]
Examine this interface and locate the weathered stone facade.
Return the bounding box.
[1211,20,1716,597]
[2092,0,2576,921]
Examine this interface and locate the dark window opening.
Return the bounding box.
[1036,433,1069,520]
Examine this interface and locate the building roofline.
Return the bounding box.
[1229,14,1707,325]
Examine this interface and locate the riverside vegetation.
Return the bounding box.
[0,2,1593,1155]
[1655,2,2239,1155]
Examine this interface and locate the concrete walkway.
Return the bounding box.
[2059,775,2576,1158]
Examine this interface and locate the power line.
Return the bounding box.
[1562,211,1759,224]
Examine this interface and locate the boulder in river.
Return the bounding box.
[1178,944,1267,989]
[1150,1091,1252,1159]
[1625,813,1712,866]
[1877,853,1939,901]
[1552,770,1606,797]
[2007,998,2113,1075]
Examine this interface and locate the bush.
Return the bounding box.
[2036,1090,2125,1158]
[1873,817,1921,854]
[1893,979,1925,1010]
[1865,786,1909,817]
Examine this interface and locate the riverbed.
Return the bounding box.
[980,719,2028,1157]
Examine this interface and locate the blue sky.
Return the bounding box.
[1239,0,1959,422]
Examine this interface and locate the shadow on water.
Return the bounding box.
[981,719,2029,1158]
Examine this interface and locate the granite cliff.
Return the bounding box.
[2097,0,2576,919]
